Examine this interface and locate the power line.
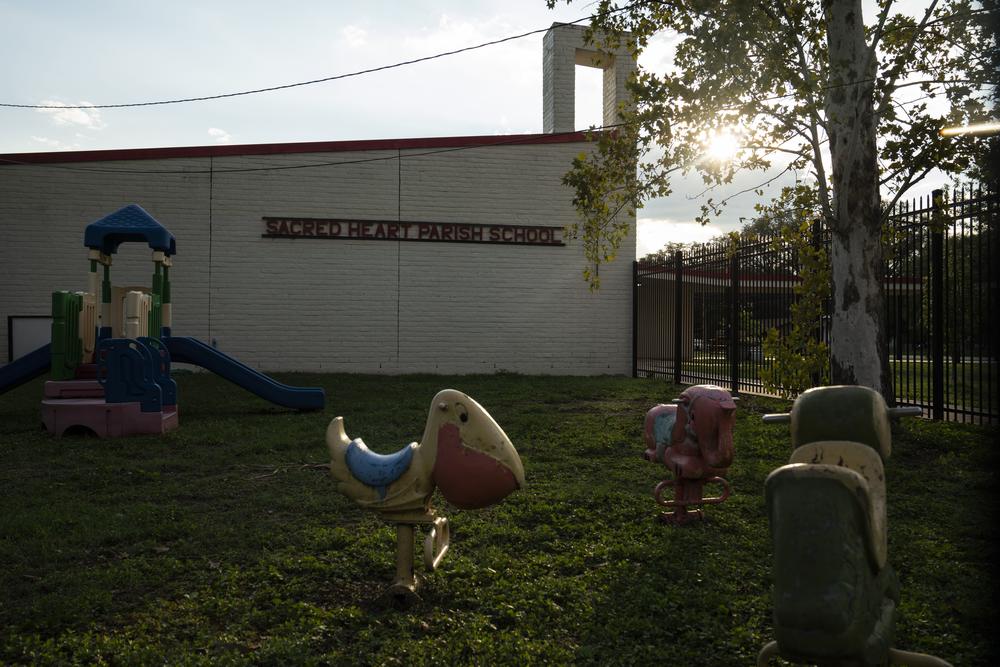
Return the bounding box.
[4,64,985,173]
[2,3,986,112]
[0,7,639,111]
[2,67,987,175]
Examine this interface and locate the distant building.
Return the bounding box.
[1,25,637,374]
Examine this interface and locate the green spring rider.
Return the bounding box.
[758,385,950,667]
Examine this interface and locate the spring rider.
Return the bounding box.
[757,385,951,667]
[642,384,736,525]
[327,389,525,601]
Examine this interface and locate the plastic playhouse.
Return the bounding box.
[0,204,324,437]
[642,384,736,524]
[757,386,950,667]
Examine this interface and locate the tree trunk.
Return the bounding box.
[823,0,894,403]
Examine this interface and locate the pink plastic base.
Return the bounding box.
[41,398,179,438]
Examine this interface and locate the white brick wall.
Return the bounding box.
[0,140,635,375]
[543,23,635,133]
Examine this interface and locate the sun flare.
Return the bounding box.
[703,127,741,163]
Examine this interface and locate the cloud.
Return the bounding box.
[36,101,104,129]
[208,127,233,143]
[636,217,725,259]
[342,25,367,47]
[405,13,513,57]
[31,135,78,150]
[640,32,684,77]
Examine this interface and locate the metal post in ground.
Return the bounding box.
[932,189,945,420]
[811,219,824,388]
[632,261,639,378]
[730,250,740,395]
[674,250,683,385]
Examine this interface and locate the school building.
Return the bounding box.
[0,24,636,375]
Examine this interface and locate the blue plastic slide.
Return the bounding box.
[164,336,325,410]
[0,344,51,395]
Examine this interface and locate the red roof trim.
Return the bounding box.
[0,131,593,164]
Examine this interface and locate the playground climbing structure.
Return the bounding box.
[0,204,324,437]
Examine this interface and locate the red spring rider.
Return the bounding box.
[643,385,736,525]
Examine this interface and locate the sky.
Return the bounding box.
[0,1,954,258]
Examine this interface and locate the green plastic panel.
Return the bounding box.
[50,291,83,380]
[147,293,162,339]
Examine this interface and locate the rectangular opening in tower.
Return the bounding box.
[575,64,603,130]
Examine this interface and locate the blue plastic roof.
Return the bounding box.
[83,204,177,256]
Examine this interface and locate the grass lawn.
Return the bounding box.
[1,373,996,665]
[654,354,998,416]
[890,360,999,411]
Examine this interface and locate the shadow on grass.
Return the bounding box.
[1,373,995,664]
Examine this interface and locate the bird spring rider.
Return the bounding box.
[642,384,736,524]
[327,389,525,600]
[757,385,950,667]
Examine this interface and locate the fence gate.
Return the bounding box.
[633,187,998,424]
[633,232,804,397]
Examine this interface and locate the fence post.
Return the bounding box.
[632,261,638,378]
[674,251,683,385]
[729,250,740,395]
[931,189,945,420]
[810,219,824,388]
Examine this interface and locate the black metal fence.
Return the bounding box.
[633,186,998,424]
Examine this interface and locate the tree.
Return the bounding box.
[758,216,833,398]
[638,238,722,262]
[549,0,994,401]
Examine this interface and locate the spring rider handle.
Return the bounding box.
[763,405,923,423]
[654,475,732,524]
[654,476,731,507]
[423,516,450,571]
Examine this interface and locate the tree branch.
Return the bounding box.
[890,78,992,90]
[881,163,937,216]
[879,163,912,186]
[805,117,832,221]
[864,0,895,73]
[773,0,827,131]
[875,0,940,116]
[742,143,813,157]
[712,163,799,209]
